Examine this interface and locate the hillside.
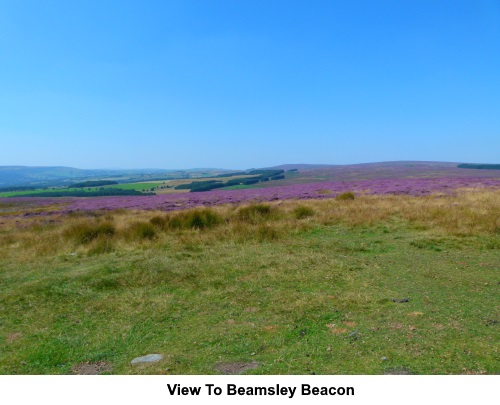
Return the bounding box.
[0,166,235,188]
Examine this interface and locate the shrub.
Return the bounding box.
[336,191,355,201]
[294,206,314,219]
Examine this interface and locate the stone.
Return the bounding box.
[131,354,163,365]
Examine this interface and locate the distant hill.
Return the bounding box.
[0,166,95,187]
[0,166,235,188]
[266,164,338,171]
[0,166,180,187]
[2,161,498,188]
[259,161,500,186]
[268,161,459,170]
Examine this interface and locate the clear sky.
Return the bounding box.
[1,0,499,169]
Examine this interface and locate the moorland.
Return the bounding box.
[0,161,498,375]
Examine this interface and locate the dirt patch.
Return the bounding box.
[408,312,424,317]
[215,361,259,375]
[326,324,348,334]
[384,367,412,375]
[71,361,111,375]
[390,322,404,330]
[7,332,22,343]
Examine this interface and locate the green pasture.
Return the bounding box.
[1,220,498,374]
[0,182,165,197]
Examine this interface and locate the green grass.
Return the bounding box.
[99,182,164,191]
[1,217,498,374]
[0,182,165,197]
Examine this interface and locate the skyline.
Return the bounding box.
[0,159,497,172]
[1,1,499,169]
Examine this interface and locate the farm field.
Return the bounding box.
[0,182,167,198]
[0,187,498,375]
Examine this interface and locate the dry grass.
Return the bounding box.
[0,189,498,260]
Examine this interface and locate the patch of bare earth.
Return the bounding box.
[7,332,22,343]
[71,361,111,375]
[215,361,259,375]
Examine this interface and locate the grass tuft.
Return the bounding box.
[149,215,167,229]
[237,204,274,223]
[64,221,116,244]
[167,208,223,230]
[336,191,356,201]
[88,236,115,255]
[125,222,157,240]
[293,205,314,219]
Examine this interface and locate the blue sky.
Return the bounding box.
[1,0,499,169]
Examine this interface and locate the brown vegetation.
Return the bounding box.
[0,189,498,260]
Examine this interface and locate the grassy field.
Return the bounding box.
[0,182,167,197]
[0,190,498,374]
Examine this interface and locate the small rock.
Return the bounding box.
[392,298,410,303]
[348,330,360,341]
[381,357,387,361]
[131,354,163,365]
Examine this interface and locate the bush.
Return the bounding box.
[336,191,355,201]
[293,206,314,219]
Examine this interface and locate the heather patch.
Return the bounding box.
[3,176,498,215]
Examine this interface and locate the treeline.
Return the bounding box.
[175,170,286,192]
[457,164,500,170]
[176,180,227,192]
[13,189,154,198]
[70,180,119,188]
